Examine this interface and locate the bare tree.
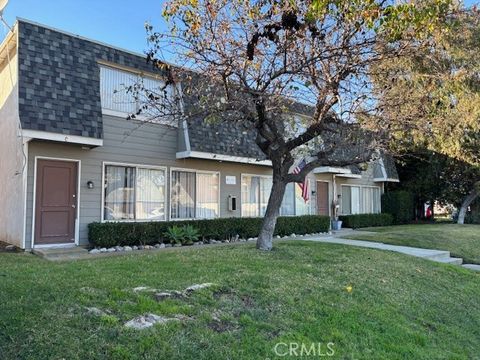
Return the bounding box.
[129,0,452,250]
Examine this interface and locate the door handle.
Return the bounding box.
[72,204,76,209]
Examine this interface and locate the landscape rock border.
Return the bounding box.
[88,233,332,255]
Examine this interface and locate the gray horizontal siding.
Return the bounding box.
[25,115,273,249]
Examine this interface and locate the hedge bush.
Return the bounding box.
[88,215,331,248]
[381,191,414,224]
[338,213,394,229]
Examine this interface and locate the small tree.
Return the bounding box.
[133,0,452,250]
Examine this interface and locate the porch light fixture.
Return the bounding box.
[87,181,95,189]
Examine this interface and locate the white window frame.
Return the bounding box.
[101,161,167,223]
[361,185,382,214]
[240,173,273,218]
[240,174,312,217]
[169,167,221,221]
[99,64,179,126]
[340,184,382,215]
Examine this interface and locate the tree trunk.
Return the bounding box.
[457,189,479,225]
[256,177,287,251]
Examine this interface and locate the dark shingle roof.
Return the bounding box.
[17,20,164,139]
[186,116,266,159]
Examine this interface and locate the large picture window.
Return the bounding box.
[170,170,219,219]
[341,185,381,215]
[104,165,165,221]
[362,187,381,214]
[242,175,311,217]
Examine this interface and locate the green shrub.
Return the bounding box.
[381,191,414,224]
[339,213,394,229]
[164,226,185,245]
[182,225,200,245]
[88,215,330,248]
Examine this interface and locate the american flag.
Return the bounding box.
[292,158,310,202]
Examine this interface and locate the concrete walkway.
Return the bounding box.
[300,229,477,269]
[30,228,479,271]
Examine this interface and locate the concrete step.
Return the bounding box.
[32,246,89,260]
[420,250,451,261]
[462,264,480,272]
[432,257,463,265]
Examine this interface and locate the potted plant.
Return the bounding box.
[331,198,342,231]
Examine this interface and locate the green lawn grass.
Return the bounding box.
[1,241,480,359]
[346,224,480,264]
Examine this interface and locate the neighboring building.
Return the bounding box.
[0,19,399,250]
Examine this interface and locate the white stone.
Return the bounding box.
[165,244,172,248]
[124,246,132,251]
[115,246,123,251]
[185,283,215,292]
[132,246,138,250]
[124,314,177,330]
[276,235,281,239]
[5,245,15,251]
[89,249,101,254]
[85,307,107,316]
[133,286,155,292]
[99,248,107,253]
[107,248,116,253]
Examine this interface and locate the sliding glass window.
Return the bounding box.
[171,170,219,220]
[104,165,165,221]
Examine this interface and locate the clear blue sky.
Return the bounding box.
[1,0,169,55]
[1,0,479,54]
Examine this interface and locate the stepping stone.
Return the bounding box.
[185,283,214,292]
[462,264,480,272]
[125,314,177,330]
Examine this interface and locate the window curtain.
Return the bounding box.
[295,180,311,215]
[136,168,165,220]
[196,173,219,219]
[280,183,295,216]
[171,171,196,219]
[341,186,352,215]
[104,166,135,220]
[259,177,273,216]
[351,186,361,214]
[373,188,381,213]
[241,175,260,217]
[362,187,381,214]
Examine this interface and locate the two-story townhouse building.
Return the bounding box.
[0,19,398,250]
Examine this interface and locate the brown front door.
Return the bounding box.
[316,181,329,216]
[35,159,78,245]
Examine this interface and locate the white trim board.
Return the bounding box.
[22,129,103,147]
[314,167,352,174]
[31,156,81,249]
[374,177,400,183]
[335,173,362,179]
[176,150,272,166]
